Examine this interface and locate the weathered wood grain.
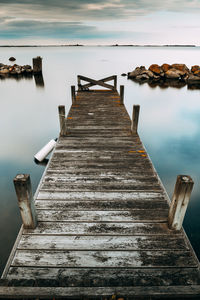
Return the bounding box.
[35,199,169,210]
[23,222,180,235]
[18,235,188,251]
[4,267,200,288]
[37,190,165,200]
[36,209,168,222]
[12,249,197,268]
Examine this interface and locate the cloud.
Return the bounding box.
[0,0,200,43]
[1,0,200,22]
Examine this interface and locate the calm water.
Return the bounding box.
[1,46,200,275]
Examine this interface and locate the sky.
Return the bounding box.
[0,0,200,45]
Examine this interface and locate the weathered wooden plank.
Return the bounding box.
[12,249,197,268]
[42,175,158,184]
[23,222,179,235]
[36,209,168,222]
[36,191,165,201]
[6,267,200,286]
[1,285,200,298]
[18,235,188,251]
[35,199,169,210]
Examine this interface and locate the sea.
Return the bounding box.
[0,46,200,275]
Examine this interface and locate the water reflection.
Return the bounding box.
[0,70,45,88]
[130,78,188,89]
[34,73,45,88]
[34,158,49,166]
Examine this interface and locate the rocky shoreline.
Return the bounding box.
[0,63,33,77]
[128,64,200,89]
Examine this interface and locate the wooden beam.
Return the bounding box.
[82,75,116,89]
[71,85,76,103]
[168,175,194,230]
[13,174,37,229]
[77,75,115,90]
[58,105,66,136]
[131,105,140,134]
[120,85,124,104]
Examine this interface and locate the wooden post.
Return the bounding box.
[32,56,42,74]
[77,75,81,91]
[58,105,66,136]
[168,175,194,230]
[113,75,117,90]
[71,85,76,103]
[131,105,140,134]
[13,174,37,229]
[120,85,124,104]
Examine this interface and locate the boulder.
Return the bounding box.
[135,73,150,81]
[143,70,155,79]
[149,64,162,75]
[187,74,200,84]
[161,63,171,72]
[129,66,146,78]
[165,69,180,79]
[0,69,9,74]
[9,57,16,62]
[191,65,200,73]
[171,63,189,73]
[194,70,200,77]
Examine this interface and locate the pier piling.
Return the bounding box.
[32,56,42,74]
[58,105,66,136]
[71,85,76,103]
[168,175,194,230]
[13,174,37,229]
[120,85,124,104]
[131,105,140,134]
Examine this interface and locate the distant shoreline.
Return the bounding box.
[0,44,197,48]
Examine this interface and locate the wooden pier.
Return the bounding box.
[1,75,200,299]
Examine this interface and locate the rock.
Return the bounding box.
[161,63,171,72]
[148,64,162,75]
[23,65,32,70]
[135,74,150,81]
[0,69,9,74]
[9,57,16,62]
[194,70,200,77]
[171,63,189,73]
[142,70,155,79]
[121,73,127,76]
[191,65,200,73]
[129,66,145,78]
[187,74,200,84]
[165,69,181,79]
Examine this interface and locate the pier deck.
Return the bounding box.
[1,80,200,299]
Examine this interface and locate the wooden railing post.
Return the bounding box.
[131,105,140,134]
[13,174,37,229]
[113,75,117,90]
[71,85,76,103]
[77,75,81,90]
[58,105,66,136]
[168,175,194,230]
[120,85,124,104]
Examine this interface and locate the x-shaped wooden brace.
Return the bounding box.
[78,75,117,90]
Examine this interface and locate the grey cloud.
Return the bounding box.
[0,18,122,39]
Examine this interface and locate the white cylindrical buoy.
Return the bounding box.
[34,139,57,162]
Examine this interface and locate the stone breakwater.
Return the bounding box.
[0,63,33,77]
[128,64,200,88]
